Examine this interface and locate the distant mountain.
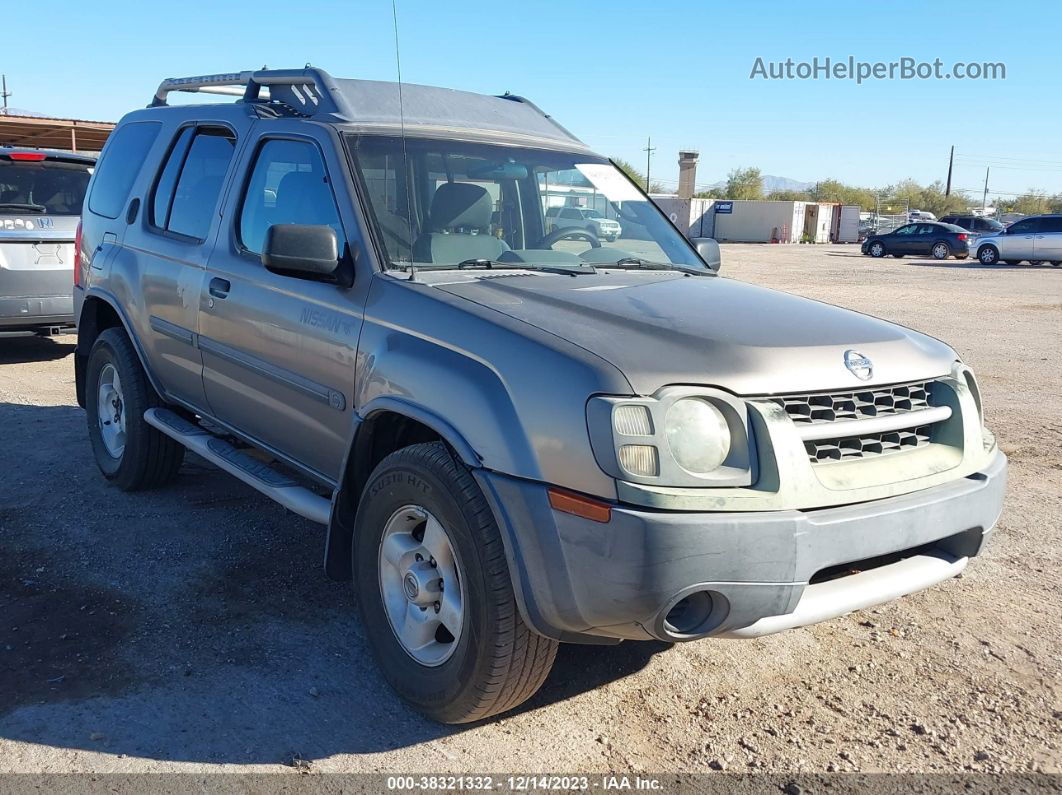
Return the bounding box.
[707,174,814,193]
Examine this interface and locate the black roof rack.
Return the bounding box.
[149,67,586,149]
[150,67,354,121]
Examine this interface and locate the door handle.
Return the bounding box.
[209,277,231,299]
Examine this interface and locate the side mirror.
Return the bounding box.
[262,224,339,278]
[692,237,721,272]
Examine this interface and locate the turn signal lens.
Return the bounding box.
[618,444,659,477]
[548,489,612,523]
[613,404,652,436]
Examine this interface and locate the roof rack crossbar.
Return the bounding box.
[150,68,353,120]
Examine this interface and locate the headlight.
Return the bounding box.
[665,398,731,475]
[586,387,754,487]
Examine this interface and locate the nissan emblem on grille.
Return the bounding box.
[844,349,873,381]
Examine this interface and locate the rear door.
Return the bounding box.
[196,123,366,481]
[128,121,250,408]
[1033,216,1062,263]
[0,153,92,326]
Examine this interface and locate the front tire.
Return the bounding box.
[85,327,184,490]
[354,442,558,724]
[868,241,886,258]
[978,246,1000,265]
[931,242,951,260]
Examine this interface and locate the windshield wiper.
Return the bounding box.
[0,203,47,213]
[456,259,595,277]
[604,257,709,276]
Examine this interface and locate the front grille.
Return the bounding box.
[770,380,944,465]
[772,381,932,425]
[804,425,931,463]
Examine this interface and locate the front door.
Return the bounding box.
[196,124,367,482]
[889,223,918,254]
[1000,217,1039,261]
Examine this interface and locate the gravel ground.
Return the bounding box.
[0,244,1058,775]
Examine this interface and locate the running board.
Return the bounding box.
[143,408,331,525]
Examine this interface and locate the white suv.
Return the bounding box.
[546,206,622,242]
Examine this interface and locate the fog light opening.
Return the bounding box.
[663,591,715,636]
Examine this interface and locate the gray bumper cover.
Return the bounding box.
[477,450,1007,643]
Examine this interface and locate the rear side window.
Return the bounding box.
[88,122,161,219]
[237,138,345,256]
[1040,217,1062,233]
[151,127,236,240]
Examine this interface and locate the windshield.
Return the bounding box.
[347,136,704,271]
[0,159,92,214]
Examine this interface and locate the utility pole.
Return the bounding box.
[945,145,954,196]
[643,136,656,194]
[1,75,11,111]
[982,167,990,213]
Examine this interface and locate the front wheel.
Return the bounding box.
[85,327,184,490]
[931,242,951,260]
[868,241,886,258]
[978,246,1000,265]
[354,442,558,724]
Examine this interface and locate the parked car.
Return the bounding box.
[939,214,1005,238]
[972,214,1062,266]
[1,147,95,333]
[75,68,1005,724]
[546,205,622,242]
[861,222,970,260]
[907,210,936,222]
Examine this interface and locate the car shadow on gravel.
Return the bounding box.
[906,260,1062,271]
[0,334,76,364]
[0,400,668,765]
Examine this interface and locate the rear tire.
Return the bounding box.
[354,442,558,724]
[931,242,951,260]
[85,327,184,491]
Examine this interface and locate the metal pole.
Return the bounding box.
[982,167,990,213]
[1,75,10,111]
[945,145,954,196]
[643,136,655,194]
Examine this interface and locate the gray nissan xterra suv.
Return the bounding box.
[74,68,1006,724]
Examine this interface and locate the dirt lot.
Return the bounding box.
[0,244,1058,775]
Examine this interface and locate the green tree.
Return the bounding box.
[612,157,665,193]
[766,188,811,202]
[1003,190,1052,215]
[725,167,764,200]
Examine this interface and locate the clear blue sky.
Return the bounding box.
[6,0,1060,199]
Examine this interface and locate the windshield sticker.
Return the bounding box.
[575,164,644,202]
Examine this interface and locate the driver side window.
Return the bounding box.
[895,225,916,235]
[238,138,345,257]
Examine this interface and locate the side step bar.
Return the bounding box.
[144,408,331,525]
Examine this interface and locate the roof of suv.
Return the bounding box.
[141,68,591,152]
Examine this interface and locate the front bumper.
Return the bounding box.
[476,449,1006,643]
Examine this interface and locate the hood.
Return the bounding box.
[427,270,957,395]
